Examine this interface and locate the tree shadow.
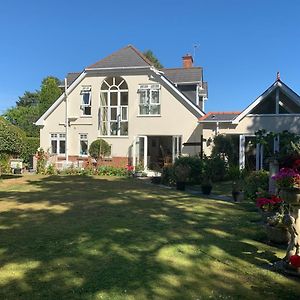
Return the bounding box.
[0,175,299,299]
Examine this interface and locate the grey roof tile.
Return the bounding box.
[199,112,241,122]
[162,67,202,83]
[87,45,152,69]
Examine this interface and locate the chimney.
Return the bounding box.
[182,54,193,68]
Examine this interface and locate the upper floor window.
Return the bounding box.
[138,84,160,115]
[80,134,88,156]
[99,77,128,136]
[50,133,66,155]
[81,86,91,116]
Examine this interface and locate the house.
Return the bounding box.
[199,73,300,170]
[36,45,208,170]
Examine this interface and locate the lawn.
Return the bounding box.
[0,175,299,300]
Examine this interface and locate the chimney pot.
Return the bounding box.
[182,54,193,68]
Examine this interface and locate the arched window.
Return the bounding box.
[99,77,128,136]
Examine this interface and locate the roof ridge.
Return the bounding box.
[127,45,154,67]
[163,67,202,70]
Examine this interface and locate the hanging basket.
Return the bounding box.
[279,188,300,205]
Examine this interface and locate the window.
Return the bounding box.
[99,77,128,136]
[81,86,91,116]
[138,84,160,115]
[80,134,88,156]
[50,133,66,155]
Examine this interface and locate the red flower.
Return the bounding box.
[290,255,300,268]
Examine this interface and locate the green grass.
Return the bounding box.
[0,175,299,299]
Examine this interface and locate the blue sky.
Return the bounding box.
[0,0,299,114]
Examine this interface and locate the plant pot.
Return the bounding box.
[202,184,212,195]
[265,224,291,245]
[279,188,300,204]
[14,168,22,175]
[176,181,186,191]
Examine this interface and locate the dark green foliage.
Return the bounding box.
[16,91,40,107]
[161,166,176,186]
[89,139,111,160]
[39,76,62,115]
[202,155,227,182]
[0,117,25,155]
[243,170,269,201]
[143,50,164,69]
[212,134,239,167]
[174,156,203,184]
[4,106,40,137]
[20,137,40,166]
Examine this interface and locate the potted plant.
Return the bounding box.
[272,167,300,204]
[174,164,191,191]
[201,156,214,195]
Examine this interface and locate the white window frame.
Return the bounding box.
[138,84,161,116]
[99,77,128,137]
[80,86,92,116]
[79,133,88,156]
[50,133,66,155]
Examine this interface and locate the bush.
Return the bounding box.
[0,117,25,155]
[243,170,269,201]
[0,153,11,174]
[173,156,203,184]
[89,139,111,160]
[161,166,176,186]
[20,137,40,167]
[96,166,127,176]
[202,155,227,182]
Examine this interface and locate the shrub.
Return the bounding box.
[45,164,57,175]
[96,166,127,176]
[0,153,11,174]
[173,156,203,184]
[161,166,176,186]
[36,148,48,174]
[20,137,39,167]
[89,139,111,160]
[0,117,25,155]
[243,170,269,201]
[202,155,227,182]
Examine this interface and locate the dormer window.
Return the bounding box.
[81,86,91,116]
[138,84,160,115]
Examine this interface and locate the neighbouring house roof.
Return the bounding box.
[86,45,153,69]
[199,112,240,122]
[232,79,300,124]
[162,67,202,83]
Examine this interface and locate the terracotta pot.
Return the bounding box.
[279,188,300,204]
[265,224,291,244]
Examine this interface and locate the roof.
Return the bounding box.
[86,45,152,69]
[199,112,240,122]
[232,79,300,124]
[162,67,202,83]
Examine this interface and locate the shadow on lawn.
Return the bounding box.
[0,175,299,299]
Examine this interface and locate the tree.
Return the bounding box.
[143,50,164,69]
[16,91,40,107]
[39,76,62,115]
[4,105,40,137]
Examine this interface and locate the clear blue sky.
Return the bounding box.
[0,0,299,114]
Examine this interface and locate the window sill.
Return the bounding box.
[137,114,161,117]
[80,115,92,118]
[98,135,129,138]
